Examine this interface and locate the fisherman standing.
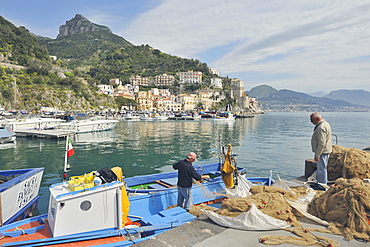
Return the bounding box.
[173,152,210,211]
[310,112,332,189]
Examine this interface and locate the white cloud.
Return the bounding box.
[122,0,370,92]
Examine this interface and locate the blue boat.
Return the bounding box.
[0,162,272,246]
[0,166,228,246]
[0,168,44,226]
[125,162,249,193]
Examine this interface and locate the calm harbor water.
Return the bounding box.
[1,112,369,214]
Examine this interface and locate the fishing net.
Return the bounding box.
[189,145,370,245]
[192,185,345,246]
[307,177,370,241]
[221,144,236,188]
[328,145,370,181]
[193,186,303,227]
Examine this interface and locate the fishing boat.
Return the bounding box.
[0,139,271,246]
[0,168,44,226]
[139,113,151,121]
[212,112,235,121]
[0,164,228,247]
[125,163,271,194]
[57,116,119,133]
[167,112,201,121]
[0,137,205,246]
[122,112,141,121]
[125,144,272,194]
[151,113,168,120]
[0,127,16,144]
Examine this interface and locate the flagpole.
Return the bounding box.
[63,136,71,183]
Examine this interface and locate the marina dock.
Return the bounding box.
[15,129,76,138]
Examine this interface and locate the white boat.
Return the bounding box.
[168,113,201,120]
[151,113,168,120]
[0,168,44,226]
[212,112,235,121]
[123,113,141,121]
[57,117,119,133]
[0,127,16,144]
[140,113,151,121]
[1,114,65,130]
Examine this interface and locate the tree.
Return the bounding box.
[115,97,136,110]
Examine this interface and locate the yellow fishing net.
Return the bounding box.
[328,145,370,181]
[308,177,370,241]
[192,185,340,246]
[221,144,236,188]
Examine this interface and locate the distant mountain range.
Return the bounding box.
[247,85,370,111]
[324,89,370,107]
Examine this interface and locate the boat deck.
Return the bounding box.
[15,129,76,138]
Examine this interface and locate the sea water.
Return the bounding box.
[0,111,369,214]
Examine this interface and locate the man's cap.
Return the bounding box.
[187,152,197,161]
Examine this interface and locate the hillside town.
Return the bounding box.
[97,70,262,114]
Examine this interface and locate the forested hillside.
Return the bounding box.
[0,16,50,66]
[0,15,116,111]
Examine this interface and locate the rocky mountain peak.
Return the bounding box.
[57,14,111,38]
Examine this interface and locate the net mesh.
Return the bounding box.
[328,145,370,180]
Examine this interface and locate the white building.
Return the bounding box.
[209,67,220,76]
[176,71,202,84]
[211,78,223,89]
[97,85,114,95]
[153,74,175,86]
[130,75,150,86]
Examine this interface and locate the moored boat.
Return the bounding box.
[0,127,16,144]
[1,114,65,131]
[124,162,273,194]
[123,112,141,121]
[0,166,222,246]
[57,116,119,133]
[0,168,44,226]
[151,113,168,120]
[212,112,235,121]
[167,112,201,121]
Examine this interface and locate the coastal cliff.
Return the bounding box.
[57,14,111,38]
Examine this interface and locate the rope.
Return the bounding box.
[14,227,25,235]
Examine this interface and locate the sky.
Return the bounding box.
[2,0,370,93]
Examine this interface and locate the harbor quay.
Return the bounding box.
[133,215,369,247]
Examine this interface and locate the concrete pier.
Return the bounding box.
[133,214,368,247]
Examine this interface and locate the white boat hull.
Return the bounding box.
[0,168,44,225]
[58,118,119,133]
[2,118,65,130]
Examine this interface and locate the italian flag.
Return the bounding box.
[67,137,75,158]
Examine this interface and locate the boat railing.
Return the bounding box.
[196,166,204,175]
[332,134,338,145]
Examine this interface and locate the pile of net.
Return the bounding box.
[192,185,341,246]
[308,177,370,241]
[192,186,301,225]
[328,145,370,181]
